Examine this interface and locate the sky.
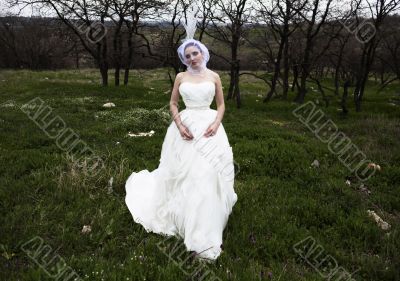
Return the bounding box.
[0,0,398,20]
[0,0,50,17]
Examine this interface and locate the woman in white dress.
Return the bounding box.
[125,36,238,261]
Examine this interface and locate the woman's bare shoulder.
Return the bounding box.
[208,69,220,79]
[176,72,186,79]
[207,70,220,84]
[175,72,186,84]
[208,69,219,75]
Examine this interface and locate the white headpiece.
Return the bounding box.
[177,5,209,74]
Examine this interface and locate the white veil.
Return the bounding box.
[176,5,210,74]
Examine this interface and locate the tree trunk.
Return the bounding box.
[264,37,284,102]
[291,64,299,92]
[226,66,235,100]
[98,23,108,86]
[234,62,241,108]
[334,40,347,96]
[113,22,123,86]
[282,35,289,99]
[115,66,120,86]
[295,76,307,103]
[341,80,350,115]
[124,68,129,86]
[354,41,375,112]
[100,64,108,86]
[124,30,133,86]
[295,42,312,103]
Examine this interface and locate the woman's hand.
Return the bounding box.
[204,121,220,137]
[178,123,194,140]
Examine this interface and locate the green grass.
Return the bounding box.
[0,68,399,281]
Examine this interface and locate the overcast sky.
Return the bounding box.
[1,1,30,17]
[0,0,398,19]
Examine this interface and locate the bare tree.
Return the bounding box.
[9,0,112,85]
[351,0,400,111]
[375,15,400,91]
[292,0,335,103]
[327,30,352,95]
[0,16,74,69]
[254,0,301,101]
[205,0,251,108]
[108,0,130,86]
[109,0,166,86]
[133,0,187,85]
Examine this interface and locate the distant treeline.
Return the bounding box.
[1,0,399,111]
[0,16,263,70]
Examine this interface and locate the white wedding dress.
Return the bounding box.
[125,81,238,260]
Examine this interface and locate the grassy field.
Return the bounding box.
[0,68,399,281]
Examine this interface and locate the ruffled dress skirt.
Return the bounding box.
[125,108,238,260]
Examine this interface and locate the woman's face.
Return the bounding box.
[184,45,203,68]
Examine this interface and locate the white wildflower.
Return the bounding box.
[102,102,116,108]
[311,159,320,168]
[81,225,92,234]
[107,177,114,194]
[367,210,391,231]
[368,163,382,171]
[0,100,16,108]
[127,130,155,137]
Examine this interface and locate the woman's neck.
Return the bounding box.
[187,67,207,76]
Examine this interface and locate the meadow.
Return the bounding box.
[0,68,399,281]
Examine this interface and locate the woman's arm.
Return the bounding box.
[204,72,225,137]
[169,72,182,126]
[214,73,225,124]
[170,73,194,140]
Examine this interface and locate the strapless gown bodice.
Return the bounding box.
[179,81,215,109]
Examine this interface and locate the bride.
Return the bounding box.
[125,34,238,261]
